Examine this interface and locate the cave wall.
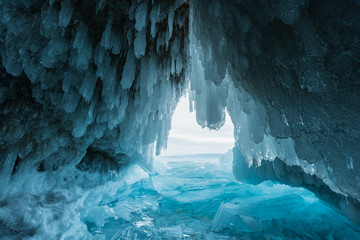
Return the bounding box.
[190,0,360,218]
[0,0,190,199]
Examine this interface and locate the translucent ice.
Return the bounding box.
[21,153,355,239]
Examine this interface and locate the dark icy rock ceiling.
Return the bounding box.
[0,0,360,225]
[189,0,360,223]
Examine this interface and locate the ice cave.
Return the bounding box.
[0,0,360,239]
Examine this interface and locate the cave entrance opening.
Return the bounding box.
[137,92,360,238]
[160,93,234,158]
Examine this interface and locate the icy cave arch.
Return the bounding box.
[0,0,360,237]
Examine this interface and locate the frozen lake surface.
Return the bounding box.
[85,152,360,240]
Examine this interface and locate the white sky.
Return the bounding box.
[161,94,235,156]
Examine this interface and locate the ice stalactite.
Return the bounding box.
[189,0,360,224]
[0,0,189,238]
[0,0,189,191]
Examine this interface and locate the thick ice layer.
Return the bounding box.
[189,0,360,219]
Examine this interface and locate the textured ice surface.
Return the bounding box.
[2,152,355,239]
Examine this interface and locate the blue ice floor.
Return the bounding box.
[84,152,360,239]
